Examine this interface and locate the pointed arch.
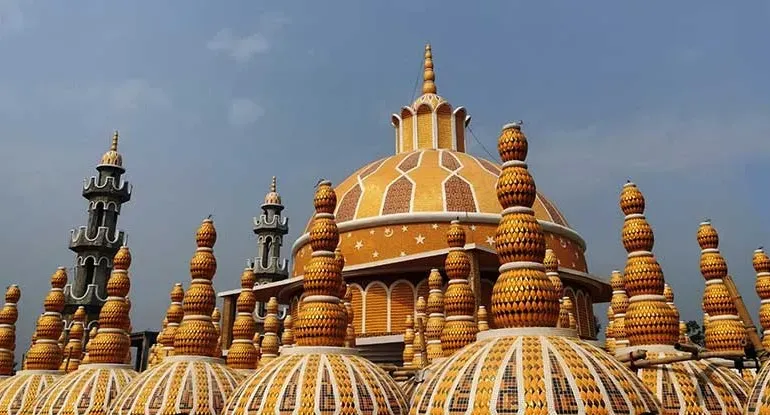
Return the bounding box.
[349,283,364,335]
[364,282,388,334]
[389,280,415,333]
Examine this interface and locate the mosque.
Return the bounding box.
[0,43,769,415]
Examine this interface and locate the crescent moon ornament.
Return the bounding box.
[384,228,394,238]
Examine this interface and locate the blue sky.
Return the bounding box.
[1,1,769,354]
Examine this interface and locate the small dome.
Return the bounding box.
[31,365,137,415]
[263,176,282,205]
[223,349,408,414]
[100,131,123,167]
[0,371,59,415]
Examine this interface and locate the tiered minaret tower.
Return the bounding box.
[65,131,131,323]
[251,176,289,284]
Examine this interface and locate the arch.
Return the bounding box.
[261,236,273,269]
[576,290,591,339]
[416,279,429,304]
[416,104,433,149]
[453,107,468,152]
[480,279,494,329]
[400,107,415,153]
[586,293,596,338]
[389,280,415,333]
[349,284,364,335]
[83,257,96,285]
[364,282,388,334]
[435,103,453,149]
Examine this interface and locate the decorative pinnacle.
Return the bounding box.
[60,306,86,372]
[477,306,489,332]
[26,267,67,370]
[227,267,258,369]
[403,315,415,368]
[697,221,744,353]
[281,314,294,348]
[260,297,280,362]
[491,122,559,328]
[111,130,119,151]
[441,221,477,356]
[270,176,276,193]
[100,130,124,166]
[344,285,356,348]
[422,43,437,94]
[0,284,20,376]
[754,248,770,349]
[620,182,678,346]
[80,326,98,365]
[295,181,347,347]
[89,246,132,364]
[425,269,445,361]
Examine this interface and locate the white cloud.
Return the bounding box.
[228,98,264,126]
[207,12,289,63]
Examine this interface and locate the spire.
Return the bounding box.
[609,270,629,347]
[157,284,184,361]
[26,267,67,370]
[60,306,86,372]
[173,218,220,356]
[413,297,427,367]
[281,314,294,349]
[227,268,258,370]
[565,298,577,331]
[678,321,689,344]
[402,315,415,367]
[263,176,282,205]
[212,308,222,357]
[80,326,98,365]
[753,247,770,349]
[57,331,65,353]
[425,269,444,361]
[697,221,745,353]
[477,306,489,332]
[294,180,347,347]
[87,246,132,364]
[620,182,678,346]
[270,175,276,193]
[422,43,437,95]
[664,283,680,321]
[260,297,280,363]
[546,249,569,329]
[100,130,124,167]
[491,122,560,328]
[441,221,478,356]
[0,284,20,376]
[605,305,615,353]
[344,285,356,348]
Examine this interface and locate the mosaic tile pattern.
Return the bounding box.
[31,365,137,415]
[0,371,59,415]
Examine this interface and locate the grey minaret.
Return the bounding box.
[65,131,132,326]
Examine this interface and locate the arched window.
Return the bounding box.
[84,257,96,285]
[261,237,273,269]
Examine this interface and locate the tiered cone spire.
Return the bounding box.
[158,283,184,361]
[0,285,20,376]
[413,297,427,367]
[697,221,745,353]
[26,267,67,370]
[60,306,86,372]
[402,315,415,367]
[664,283,680,322]
[212,308,222,358]
[619,182,678,346]
[425,268,444,361]
[88,245,133,364]
[441,221,478,357]
[260,297,279,363]
[344,285,356,348]
[226,267,258,370]
[280,314,294,349]
[476,306,489,332]
[491,122,560,328]
[754,247,770,349]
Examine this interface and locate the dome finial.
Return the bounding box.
[270,176,276,193]
[88,246,132,364]
[226,267,258,369]
[422,43,437,95]
[111,130,119,151]
[100,130,124,166]
[0,284,20,376]
[441,222,477,356]
[26,267,67,370]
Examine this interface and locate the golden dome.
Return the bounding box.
[476,306,489,332]
[59,306,85,372]
[226,267,258,371]
[263,176,282,205]
[620,182,679,346]
[100,131,123,167]
[259,297,279,364]
[0,371,59,415]
[0,284,20,378]
[412,122,661,414]
[222,182,408,415]
[440,221,477,356]
[111,219,244,415]
[754,247,770,349]
[425,268,444,361]
[697,221,745,353]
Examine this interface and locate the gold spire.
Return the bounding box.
[174,218,219,356]
[425,268,444,361]
[491,123,560,328]
[547,249,569,329]
[697,221,745,353]
[754,247,770,349]
[678,321,689,344]
[280,314,294,349]
[609,270,629,347]
[212,307,222,357]
[60,307,86,372]
[89,246,132,364]
[413,297,427,367]
[620,182,678,346]
[57,331,65,352]
[564,297,577,331]
[100,130,124,167]
[263,176,282,205]
[260,297,280,363]
[441,221,478,356]
[161,283,184,359]
[605,305,615,353]
[227,267,258,369]
[294,180,347,347]
[664,283,680,322]
[80,326,97,365]
[26,267,67,370]
[477,306,489,332]
[0,284,20,376]
[402,315,415,367]
[343,285,356,348]
[422,43,437,95]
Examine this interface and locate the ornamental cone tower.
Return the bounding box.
[753,247,770,349]
[402,315,415,367]
[678,321,689,345]
[424,269,444,361]
[411,122,661,414]
[440,221,478,356]
[0,285,20,378]
[280,314,294,348]
[30,246,140,415]
[344,285,356,348]
[412,297,426,367]
[476,306,489,332]
[80,327,97,365]
[611,273,628,348]
[697,221,746,353]
[664,283,680,322]
[226,267,258,371]
[158,283,184,361]
[111,219,244,415]
[212,307,222,358]
[619,182,679,346]
[605,305,616,353]
[0,269,66,415]
[59,306,86,372]
[222,181,408,415]
[259,297,279,364]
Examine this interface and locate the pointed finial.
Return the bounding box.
[402,315,415,367]
[0,284,20,376]
[227,267,258,369]
[26,267,67,370]
[89,246,132,364]
[100,131,124,166]
[441,222,477,356]
[422,43,437,94]
[60,306,86,372]
[111,130,119,151]
[270,176,277,193]
[281,314,294,349]
[260,297,280,363]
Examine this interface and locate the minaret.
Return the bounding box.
[280,314,294,349]
[440,221,477,356]
[413,297,427,367]
[605,305,616,353]
[664,283,680,322]
[753,247,770,349]
[212,308,222,358]
[0,285,20,377]
[66,131,132,323]
[251,176,289,284]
